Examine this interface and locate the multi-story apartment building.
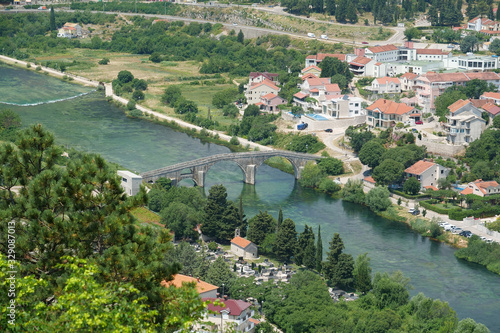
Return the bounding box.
[444,99,486,145]
[321,95,364,118]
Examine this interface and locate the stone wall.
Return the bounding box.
[416,138,466,157]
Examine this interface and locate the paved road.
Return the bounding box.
[0,6,409,46]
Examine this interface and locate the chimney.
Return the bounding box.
[216,293,220,298]
[223,295,228,300]
[430,158,434,162]
[197,277,200,283]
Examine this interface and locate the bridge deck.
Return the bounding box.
[140,150,319,179]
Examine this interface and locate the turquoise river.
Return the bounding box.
[1,63,499,330]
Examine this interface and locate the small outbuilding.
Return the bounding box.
[230,236,258,259]
[117,170,142,196]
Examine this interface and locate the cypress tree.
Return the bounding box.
[50,7,56,31]
[296,225,315,266]
[273,218,297,263]
[335,0,348,23]
[497,6,500,21]
[316,226,323,272]
[237,30,244,44]
[322,233,344,280]
[277,206,283,233]
[325,0,336,15]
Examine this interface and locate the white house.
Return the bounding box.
[366,77,401,94]
[400,72,418,91]
[366,98,420,129]
[405,160,450,190]
[460,179,500,197]
[230,236,258,259]
[245,79,280,105]
[321,94,363,118]
[480,91,500,104]
[364,44,399,62]
[444,99,486,145]
[117,170,142,196]
[305,53,347,67]
[199,298,256,333]
[57,22,82,38]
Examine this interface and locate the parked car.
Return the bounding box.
[325,128,333,133]
[408,208,420,215]
[452,227,463,234]
[459,230,473,238]
[415,120,424,125]
[444,224,455,231]
[321,34,328,40]
[307,33,316,38]
[362,41,369,44]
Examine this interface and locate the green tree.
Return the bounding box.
[460,35,479,53]
[161,85,182,106]
[247,211,277,246]
[273,218,297,263]
[341,179,366,204]
[212,88,239,108]
[372,271,411,310]
[359,140,386,168]
[299,161,325,188]
[205,256,236,294]
[331,253,354,289]
[0,109,22,141]
[373,159,405,185]
[354,253,372,294]
[325,0,336,15]
[322,233,344,281]
[237,29,244,43]
[493,115,500,128]
[454,318,490,333]
[365,186,392,212]
[316,226,323,272]
[49,7,56,31]
[403,177,421,195]
[166,241,202,277]
[404,27,421,41]
[336,0,348,22]
[296,225,315,266]
[277,206,283,233]
[244,104,260,118]
[346,128,375,152]
[118,70,134,84]
[132,90,145,101]
[175,99,199,114]
[317,157,344,175]
[223,104,239,118]
[202,185,228,239]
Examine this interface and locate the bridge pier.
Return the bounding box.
[244,165,257,185]
[193,169,206,187]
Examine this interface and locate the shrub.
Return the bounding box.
[132,90,145,101]
[318,178,341,194]
[229,136,240,145]
[127,100,136,111]
[26,63,31,68]
[128,109,143,118]
[365,186,392,212]
[208,242,218,252]
[98,58,110,65]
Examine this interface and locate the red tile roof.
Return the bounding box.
[401,72,418,80]
[301,73,318,81]
[231,236,252,249]
[481,102,500,116]
[460,187,473,195]
[473,179,500,195]
[325,84,341,92]
[249,318,260,325]
[249,71,279,79]
[310,88,319,93]
[350,56,372,66]
[366,99,415,115]
[465,72,500,81]
[375,77,401,85]
[306,77,330,86]
[301,65,321,73]
[469,99,490,108]
[405,160,436,175]
[481,91,500,101]
[447,99,470,113]
[261,93,278,100]
[363,176,376,184]
[294,92,309,99]
[367,44,398,53]
[162,274,218,294]
[306,53,346,62]
[249,79,279,91]
[203,298,251,316]
[424,185,439,191]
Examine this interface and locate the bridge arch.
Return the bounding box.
[140,150,321,187]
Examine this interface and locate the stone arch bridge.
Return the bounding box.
[140,151,321,187]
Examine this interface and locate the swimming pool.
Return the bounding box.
[306,113,328,121]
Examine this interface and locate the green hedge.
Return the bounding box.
[419,200,452,215]
[391,189,430,200]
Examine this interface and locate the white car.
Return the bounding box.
[444,224,455,231]
[307,33,316,38]
[452,227,463,234]
[320,34,328,40]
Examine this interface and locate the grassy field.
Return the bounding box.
[131,207,163,227]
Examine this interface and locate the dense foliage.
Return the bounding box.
[455,235,500,275]
[0,125,206,330]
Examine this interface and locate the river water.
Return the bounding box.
[1,63,499,330]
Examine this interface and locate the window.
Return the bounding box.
[122,178,127,183]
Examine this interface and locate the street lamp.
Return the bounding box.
[221,283,225,297]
